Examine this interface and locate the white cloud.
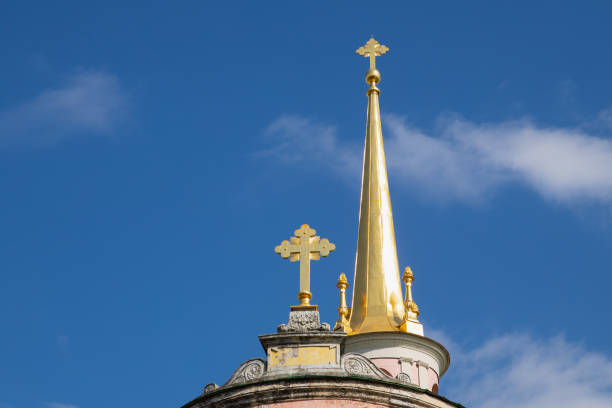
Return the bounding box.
[384,115,505,202]
[47,403,79,408]
[442,116,612,203]
[260,113,612,206]
[259,115,361,180]
[0,70,127,148]
[443,334,612,408]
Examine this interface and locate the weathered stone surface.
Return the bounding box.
[259,331,346,376]
[341,353,388,379]
[252,399,388,407]
[259,331,346,348]
[201,383,218,395]
[277,310,330,333]
[268,345,339,370]
[222,359,265,387]
[396,372,411,384]
[183,376,464,408]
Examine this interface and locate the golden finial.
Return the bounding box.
[402,266,420,322]
[333,273,351,333]
[356,37,389,85]
[274,224,336,309]
[349,37,407,334]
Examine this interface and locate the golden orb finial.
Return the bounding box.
[402,266,415,284]
[337,272,349,289]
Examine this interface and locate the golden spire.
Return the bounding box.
[275,224,336,309]
[333,273,351,332]
[349,38,407,334]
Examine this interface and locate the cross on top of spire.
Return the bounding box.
[356,37,389,71]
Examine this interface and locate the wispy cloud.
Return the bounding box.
[0,70,127,148]
[47,403,79,408]
[260,113,612,207]
[258,115,361,179]
[443,333,612,408]
[596,107,612,130]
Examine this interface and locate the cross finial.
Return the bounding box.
[356,37,389,72]
[402,266,420,322]
[275,224,336,308]
[333,273,351,333]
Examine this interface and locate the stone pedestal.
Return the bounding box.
[259,332,346,376]
[260,307,345,376]
[277,306,330,333]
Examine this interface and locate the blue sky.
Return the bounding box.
[1,2,612,408]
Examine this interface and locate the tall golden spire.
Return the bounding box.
[349,38,406,334]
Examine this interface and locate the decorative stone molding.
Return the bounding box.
[201,383,218,394]
[396,372,411,383]
[341,353,390,379]
[199,351,443,403]
[416,360,430,369]
[278,309,330,333]
[223,358,265,386]
[184,376,464,408]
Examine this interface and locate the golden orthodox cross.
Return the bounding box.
[275,224,336,307]
[356,37,389,71]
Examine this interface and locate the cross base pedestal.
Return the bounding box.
[278,307,329,333]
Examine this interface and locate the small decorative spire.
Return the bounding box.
[274,224,336,309]
[333,273,351,333]
[402,266,420,322]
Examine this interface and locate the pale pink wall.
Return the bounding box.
[369,357,425,388]
[256,400,388,408]
[428,367,439,392]
[370,357,401,377]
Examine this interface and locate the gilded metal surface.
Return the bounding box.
[275,224,336,307]
[333,273,351,333]
[356,38,389,72]
[349,38,407,334]
[402,266,420,322]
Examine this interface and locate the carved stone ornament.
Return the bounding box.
[202,383,219,394]
[340,353,389,379]
[277,310,330,333]
[223,358,265,386]
[396,372,411,384]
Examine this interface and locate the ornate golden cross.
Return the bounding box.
[356,37,389,71]
[275,224,336,307]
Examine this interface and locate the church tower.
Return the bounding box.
[180,38,461,408]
